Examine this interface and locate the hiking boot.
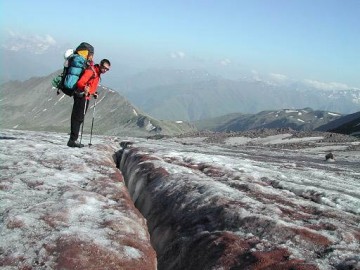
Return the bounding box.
[67,140,84,148]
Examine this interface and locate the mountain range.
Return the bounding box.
[116,69,360,122]
[315,111,360,135]
[1,45,359,124]
[0,70,359,137]
[0,72,195,137]
[193,108,343,132]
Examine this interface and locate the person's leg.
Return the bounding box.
[78,99,90,145]
[68,96,86,147]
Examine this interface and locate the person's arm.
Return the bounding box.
[77,69,93,94]
[88,76,100,96]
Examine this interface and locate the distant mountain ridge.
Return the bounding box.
[117,69,360,121]
[0,72,195,136]
[193,108,344,132]
[316,111,360,135]
[1,71,358,137]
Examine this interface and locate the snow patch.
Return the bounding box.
[285,109,298,113]
[328,112,341,116]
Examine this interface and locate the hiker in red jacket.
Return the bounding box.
[68,59,111,148]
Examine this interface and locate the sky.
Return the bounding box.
[1,0,360,88]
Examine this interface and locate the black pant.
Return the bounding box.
[70,95,89,141]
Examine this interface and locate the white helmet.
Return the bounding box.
[64,49,74,59]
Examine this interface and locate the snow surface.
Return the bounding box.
[119,132,360,269]
[1,128,359,269]
[0,129,156,269]
[161,135,360,215]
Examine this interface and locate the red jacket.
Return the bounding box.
[77,64,101,100]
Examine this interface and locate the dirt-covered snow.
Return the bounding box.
[120,130,360,270]
[1,128,359,270]
[0,129,156,269]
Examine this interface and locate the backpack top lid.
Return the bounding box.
[75,42,94,54]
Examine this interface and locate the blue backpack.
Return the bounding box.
[52,42,94,96]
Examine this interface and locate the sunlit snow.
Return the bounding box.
[1,128,359,269]
[119,132,360,269]
[0,129,156,269]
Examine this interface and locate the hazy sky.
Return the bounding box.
[1,0,360,88]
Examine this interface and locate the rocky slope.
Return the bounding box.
[316,111,360,135]
[0,74,196,136]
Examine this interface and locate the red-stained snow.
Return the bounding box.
[0,129,156,269]
[1,129,359,270]
[118,134,360,270]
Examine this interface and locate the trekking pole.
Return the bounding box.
[79,97,88,145]
[88,98,97,147]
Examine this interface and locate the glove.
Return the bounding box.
[93,92,98,99]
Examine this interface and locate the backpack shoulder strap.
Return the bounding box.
[81,65,97,86]
[88,65,96,79]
